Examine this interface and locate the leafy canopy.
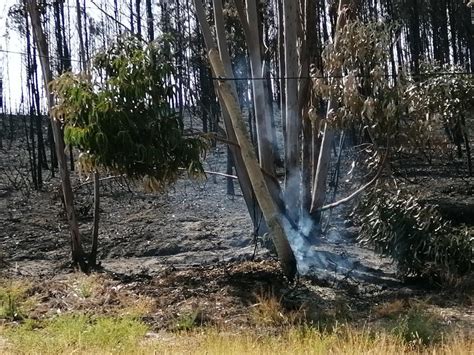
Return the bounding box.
[51,36,206,189]
[311,20,474,281]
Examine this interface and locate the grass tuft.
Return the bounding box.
[391,306,441,346]
[249,292,303,327]
[0,279,33,321]
[172,308,204,331]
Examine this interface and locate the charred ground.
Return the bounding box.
[1,133,473,334]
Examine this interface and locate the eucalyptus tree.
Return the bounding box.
[50,37,206,266]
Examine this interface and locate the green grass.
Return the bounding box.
[4,314,148,354]
[391,306,441,346]
[1,314,472,355]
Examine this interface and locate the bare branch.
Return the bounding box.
[317,149,388,212]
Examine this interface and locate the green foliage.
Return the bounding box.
[357,188,473,280]
[51,36,206,187]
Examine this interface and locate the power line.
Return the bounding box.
[0,48,82,63]
[212,71,474,81]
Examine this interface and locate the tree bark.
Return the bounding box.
[89,171,100,266]
[136,0,142,39]
[75,0,86,72]
[235,0,277,176]
[145,0,154,42]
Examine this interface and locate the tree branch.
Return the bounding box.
[317,148,388,212]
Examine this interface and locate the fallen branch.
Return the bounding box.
[204,171,238,179]
[317,148,388,212]
[73,175,126,191]
[178,167,238,180]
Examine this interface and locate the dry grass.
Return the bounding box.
[374,299,407,318]
[4,273,156,320]
[1,272,472,354]
[249,292,303,327]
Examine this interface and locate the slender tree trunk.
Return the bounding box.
[226,146,235,196]
[129,0,135,33]
[27,0,87,271]
[300,0,318,215]
[212,0,268,234]
[145,0,154,41]
[25,10,38,189]
[75,0,86,72]
[89,171,100,266]
[277,0,286,148]
[283,0,301,223]
[136,0,142,39]
[235,0,277,176]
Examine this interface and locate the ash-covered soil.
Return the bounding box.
[1,137,473,281]
[1,133,473,332]
[0,143,264,275]
[0,137,401,286]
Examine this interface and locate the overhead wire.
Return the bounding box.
[211,71,474,81]
[1,48,473,81]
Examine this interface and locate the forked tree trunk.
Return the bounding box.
[194,0,297,279]
[234,0,286,215]
[27,0,87,271]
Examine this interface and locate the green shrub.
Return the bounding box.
[51,36,206,187]
[357,188,473,281]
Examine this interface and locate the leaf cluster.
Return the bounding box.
[405,63,474,135]
[312,20,474,155]
[357,188,473,281]
[311,21,402,144]
[51,36,206,188]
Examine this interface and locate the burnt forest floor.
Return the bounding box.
[0,134,473,344]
